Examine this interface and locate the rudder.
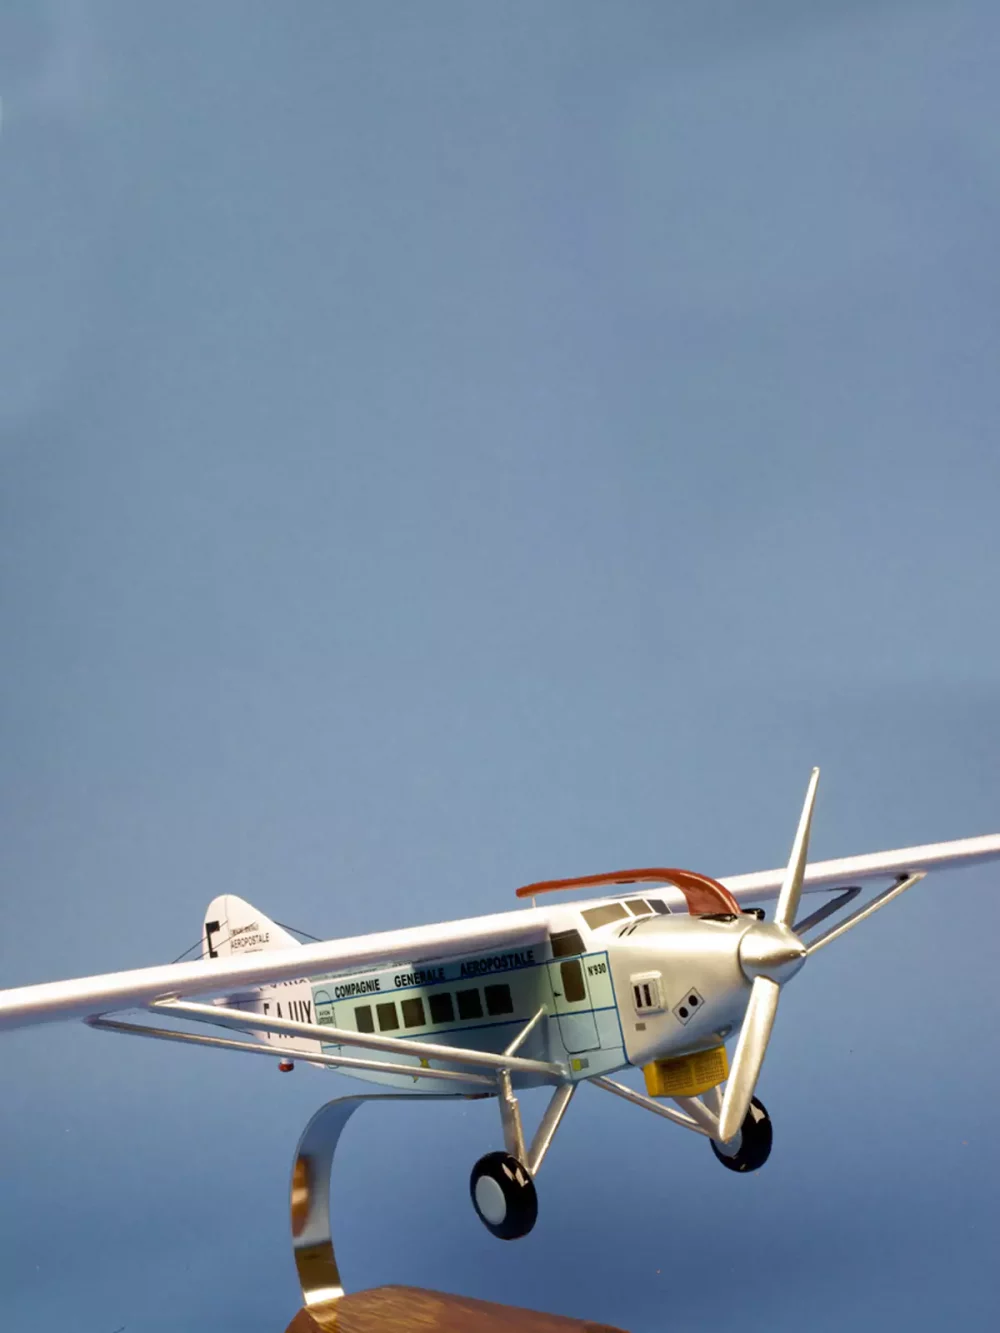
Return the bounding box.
[200,894,321,1063]
[202,894,299,960]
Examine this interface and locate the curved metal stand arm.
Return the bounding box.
[290,1093,475,1329]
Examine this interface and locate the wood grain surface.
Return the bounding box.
[284,1285,629,1332]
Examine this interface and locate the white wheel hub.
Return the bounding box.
[474,1175,507,1226]
[713,1129,743,1158]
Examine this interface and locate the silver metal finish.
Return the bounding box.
[607,914,750,1069]
[717,975,780,1141]
[806,873,925,954]
[774,766,820,928]
[290,1093,471,1325]
[86,1015,494,1087]
[794,885,862,936]
[589,1075,713,1138]
[497,1068,527,1162]
[153,998,566,1079]
[503,1006,546,1058]
[739,923,807,984]
[716,770,819,1142]
[701,1083,724,1119]
[527,1083,576,1175]
[672,1094,721,1137]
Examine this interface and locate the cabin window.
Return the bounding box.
[630,972,664,1014]
[550,928,585,958]
[401,997,426,1029]
[456,988,484,1020]
[376,1001,400,1031]
[484,983,514,1016]
[649,899,670,915]
[355,1005,375,1033]
[428,992,455,1025]
[582,902,629,930]
[560,959,587,1004]
[623,898,652,915]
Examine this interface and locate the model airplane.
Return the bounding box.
[2,769,998,1240]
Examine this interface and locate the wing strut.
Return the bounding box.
[793,885,861,935]
[806,873,924,954]
[150,998,567,1079]
[86,1015,494,1086]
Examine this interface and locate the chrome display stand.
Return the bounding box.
[289,1092,466,1325]
[283,1092,627,1332]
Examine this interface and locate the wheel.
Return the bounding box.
[470,1151,538,1239]
[711,1096,772,1173]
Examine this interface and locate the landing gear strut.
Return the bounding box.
[710,1095,772,1173]
[470,1056,576,1241]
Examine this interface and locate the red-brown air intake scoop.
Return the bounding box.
[514,867,741,917]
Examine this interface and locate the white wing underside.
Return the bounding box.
[720,831,1000,900]
[1,833,998,1033]
[0,910,552,1031]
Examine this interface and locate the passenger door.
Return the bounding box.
[547,957,600,1053]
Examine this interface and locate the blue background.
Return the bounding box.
[1,4,998,1330]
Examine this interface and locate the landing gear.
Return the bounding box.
[710,1096,772,1173]
[469,1057,576,1241]
[470,1151,538,1240]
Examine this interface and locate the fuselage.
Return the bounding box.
[237,891,757,1092]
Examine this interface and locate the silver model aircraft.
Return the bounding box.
[2,769,998,1239]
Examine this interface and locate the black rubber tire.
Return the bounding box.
[469,1151,538,1240]
[710,1096,773,1173]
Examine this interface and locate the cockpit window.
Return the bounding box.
[582,902,629,930]
[649,899,671,915]
[623,897,652,915]
[550,929,585,958]
[560,959,587,1003]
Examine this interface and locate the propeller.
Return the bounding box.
[716,767,819,1142]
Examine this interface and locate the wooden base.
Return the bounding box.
[285,1285,629,1332]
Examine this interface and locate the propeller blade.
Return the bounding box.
[773,767,820,930]
[717,976,780,1142]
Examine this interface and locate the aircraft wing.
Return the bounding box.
[721,832,1000,904]
[3,833,998,1035]
[0,908,550,1033]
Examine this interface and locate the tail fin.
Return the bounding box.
[201,895,320,1063]
[202,894,300,960]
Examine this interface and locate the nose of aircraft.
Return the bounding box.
[738,922,808,986]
